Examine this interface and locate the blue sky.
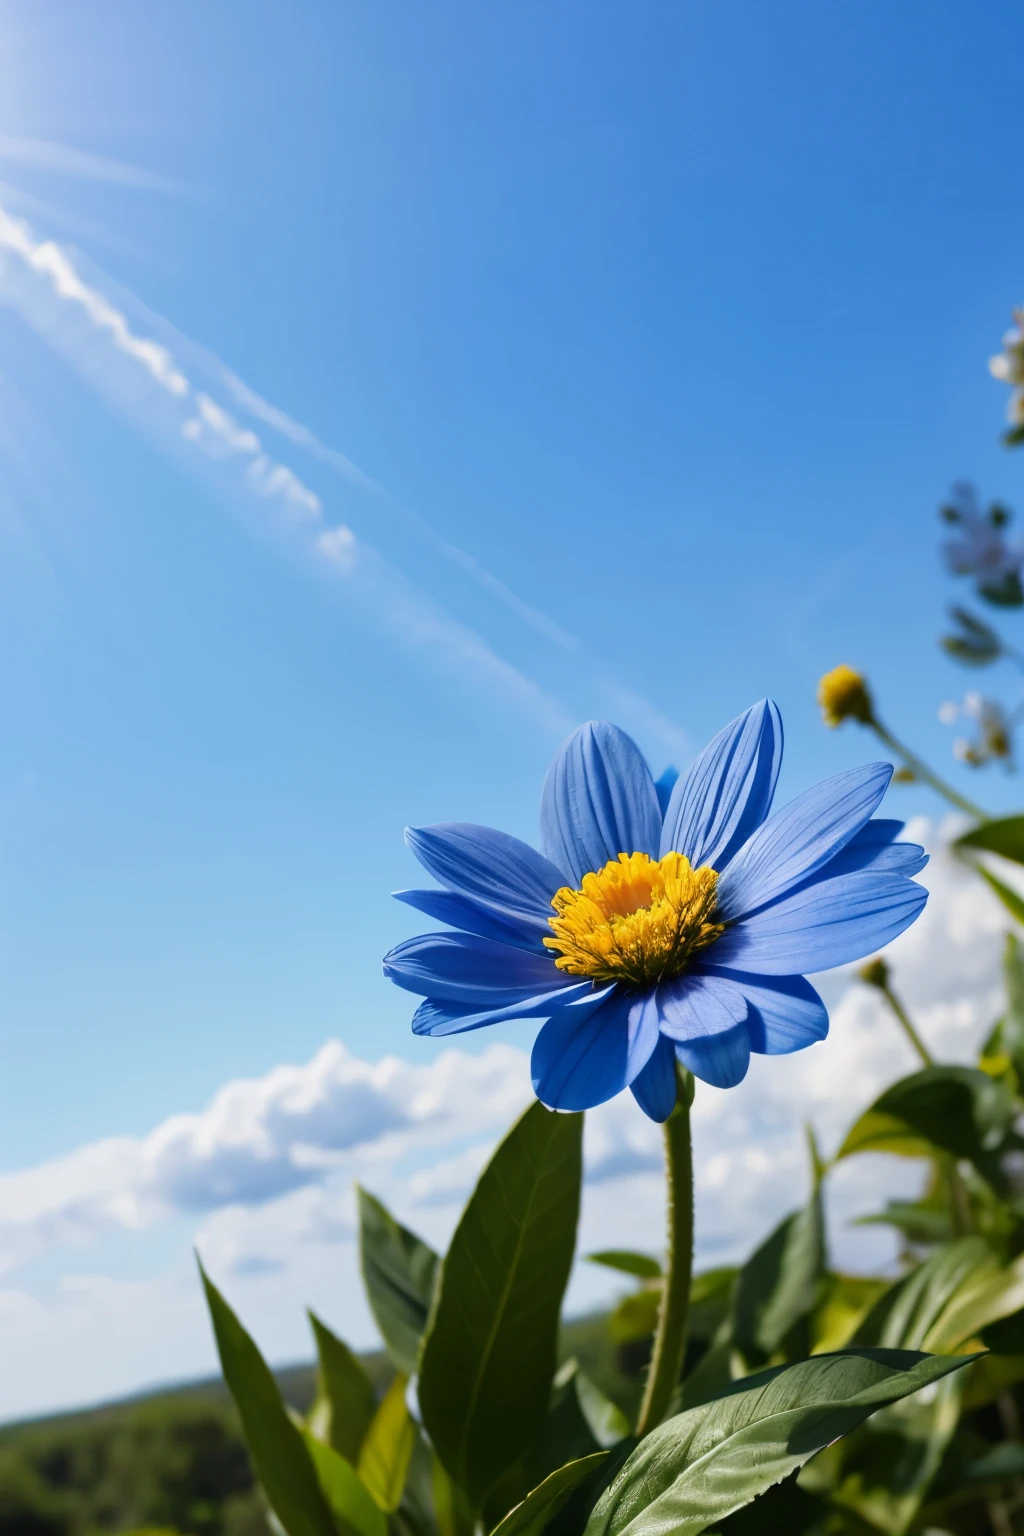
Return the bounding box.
[0,0,1023,1415]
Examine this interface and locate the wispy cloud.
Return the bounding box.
[0,137,185,195]
[0,201,690,756]
[0,203,571,735]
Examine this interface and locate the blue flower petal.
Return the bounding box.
[711,872,928,976]
[405,824,566,925]
[629,1034,679,1121]
[661,700,783,869]
[541,722,662,885]
[696,967,828,1054]
[383,931,565,1003]
[673,1027,751,1089]
[411,981,601,1037]
[815,819,928,880]
[393,889,548,951]
[656,969,750,1042]
[531,986,659,1111]
[715,763,894,922]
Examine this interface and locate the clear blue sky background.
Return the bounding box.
[1,0,1023,1174]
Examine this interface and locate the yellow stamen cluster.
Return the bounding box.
[544,851,724,988]
[817,664,874,729]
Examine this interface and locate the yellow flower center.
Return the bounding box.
[544,851,724,988]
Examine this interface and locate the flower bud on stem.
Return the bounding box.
[858,958,934,1067]
[635,1065,694,1438]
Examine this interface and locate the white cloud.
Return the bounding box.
[0,204,571,735]
[0,201,692,758]
[0,137,185,194]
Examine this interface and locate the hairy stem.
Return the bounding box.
[869,719,988,820]
[880,982,934,1067]
[635,1067,694,1438]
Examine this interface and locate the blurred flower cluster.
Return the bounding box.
[934,476,1024,775]
[990,305,1024,446]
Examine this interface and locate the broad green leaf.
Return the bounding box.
[850,1236,1024,1354]
[582,1350,973,1536]
[974,862,1024,926]
[356,1374,416,1513]
[574,1370,632,1449]
[198,1261,349,1536]
[811,1275,889,1355]
[586,1251,662,1280]
[732,1183,824,1364]
[302,1433,388,1536]
[357,1186,439,1376]
[418,1099,583,1512]
[957,815,1024,864]
[924,1249,1024,1352]
[1001,931,1024,1073]
[431,1456,474,1536]
[852,1201,954,1246]
[608,1287,661,1345]
[836,1065,1015,1190]
[481,1358,601,1531]
[489,1455,609,1536]
[307,1312,377,1462]
[801,1373,964,1536]
[677,1337,734,1412]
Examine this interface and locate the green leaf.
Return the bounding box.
[489,1455,609,1536]
[307,1313,377,1462]
[607,1288,661,1345]
[732,1183,824,1365]
[418,1099,583,1512]
[957,815,1024,864]
[974,862,1024,926]
[851,1236,1024,1354]
[431,1457,474,1536]
[585,1251,662,1280]
[198,1260,353,1536]
[574,1371,632,1449]
[852,1201,955,1246]
[581,1350,973,1536]
[301,1434,388,1536]
[940,606,1002,666]
[481,1359,602,1531]
[357,1186,439,1377]
[836,1065,1015,1191]
[356,1374,416,1513]
[1001,932,1024,1075]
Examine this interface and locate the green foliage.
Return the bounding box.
[417,1100,583,1513]
[731,1180,824,1365]
[957,814,1024,864]
[584,1253,661,1281]
[355,1376,415,1513]
[582,1352,971,1536]
[836,1063,1017,1191]
[199,1264,344,1536]
[306,1314,377,1463]
[356,1188,439,1378]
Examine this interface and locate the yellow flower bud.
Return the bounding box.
[858,957,889,989]
[817,665,874,728]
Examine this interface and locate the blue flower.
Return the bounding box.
[383,702,928,1121]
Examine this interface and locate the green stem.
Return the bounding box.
[880,983,934,1068]
[635,1067,694,1438]
[870,719,988,820]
